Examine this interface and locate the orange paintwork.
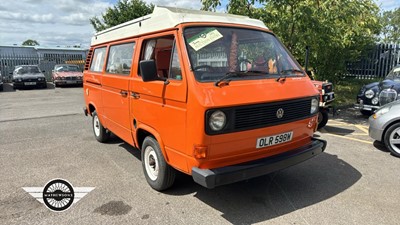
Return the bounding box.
[83,22,320,175]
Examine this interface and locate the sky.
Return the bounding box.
[0,0,398,49]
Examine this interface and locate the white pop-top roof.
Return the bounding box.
[91,6,267,46]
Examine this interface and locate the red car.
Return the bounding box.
[311,80,335,129]
[52,64,83,87]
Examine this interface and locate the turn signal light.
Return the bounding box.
[193,145,208,159]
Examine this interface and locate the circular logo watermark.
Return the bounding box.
[42,179,75,212]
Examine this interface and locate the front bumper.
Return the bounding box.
[13,81,47,88]
[354,103,380,111]
[368,116,384,142]
[192,137,327,188]
[54,80,83,86]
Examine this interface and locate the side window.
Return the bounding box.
[139,36,174,78]
[90,47,106,72]
[169,41,182,80]
[106,42,135,75]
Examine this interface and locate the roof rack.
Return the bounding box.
[91,6,267,46]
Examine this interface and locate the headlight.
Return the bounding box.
[209,110,226,131]
[372,97,379,105]
[365,89,374,99]
[373,106,391,119]
[18,78,22,82]
[38,78,42,81]
[311,98,319,114]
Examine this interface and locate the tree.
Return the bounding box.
[380,8,400,43]
[90,0,154,32]
[201,0,381,82]
[22,39,39,46]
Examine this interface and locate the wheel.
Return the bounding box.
[317,109,329,129]
[92,111,110,143]
[383,122,400,157]
[141,136,176,191]
[360,110,372,116]
[0,85,3,92]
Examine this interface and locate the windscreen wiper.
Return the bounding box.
[276,69,304,82]
[214,72,247,87]
[214,71,269,87]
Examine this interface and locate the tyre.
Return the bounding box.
[383,122,400,157]
[141,136,176,191]
[0,84,3,92]
[360,110,372,116]
[317,110,329,129]
[92,111,110,143]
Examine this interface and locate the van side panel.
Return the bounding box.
[129,31,188,172]
[101,74,133,145]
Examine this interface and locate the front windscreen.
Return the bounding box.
[17,66,40,75]
[184,26,304,82]
[55,65,80,72]
[386,66,400,81]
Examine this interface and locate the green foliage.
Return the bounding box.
[380,8,400,43]
[90,0,154,32]
[201,0,381,82]
[22,39,39,46]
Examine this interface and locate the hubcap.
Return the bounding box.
[144,146,159,181]
[93,115,100,137]
[389,127,400,154]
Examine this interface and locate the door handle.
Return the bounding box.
[131,92,140,99]
[120,90,128,97]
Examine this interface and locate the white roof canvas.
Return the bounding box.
[91,6,267,46]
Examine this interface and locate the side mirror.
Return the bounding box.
[139,60,169,84]
[140,60,158,82]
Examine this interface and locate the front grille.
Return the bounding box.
[206,97,315,135]
[66,77,77,80]
[235,98,312,130]
[379,89,397,106]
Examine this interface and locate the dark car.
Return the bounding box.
[355,65,400,115]
[12,65,47,89]
[52,64,83,87]
[0,71,3,91]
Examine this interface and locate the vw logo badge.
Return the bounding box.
[276,108,284,119]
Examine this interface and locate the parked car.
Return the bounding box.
[355,65,400,115]
[311,80,335,129]
[0,71,3,91]
[12,65,47,89]
[369,100,400,157]
[52,64,83,87]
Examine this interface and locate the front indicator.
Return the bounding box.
[193,145,208,159]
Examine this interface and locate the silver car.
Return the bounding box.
[369,100,400,157]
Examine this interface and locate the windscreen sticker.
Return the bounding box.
[188,28,223,51]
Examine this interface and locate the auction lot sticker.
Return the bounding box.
[188,28,223,51]
[23,179,95,212]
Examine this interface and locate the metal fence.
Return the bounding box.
[346,43,400,79]
[0,54,85,82]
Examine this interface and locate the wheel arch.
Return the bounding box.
[382,119,400,142]
[136,124,169,163]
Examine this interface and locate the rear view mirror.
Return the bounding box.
[140,60,158,82]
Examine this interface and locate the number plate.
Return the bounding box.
[256,131,293,149]
[24,82,36,85]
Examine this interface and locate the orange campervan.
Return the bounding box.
[83,6,326,191]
